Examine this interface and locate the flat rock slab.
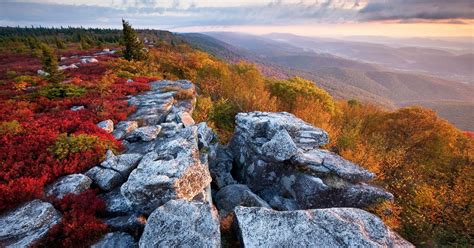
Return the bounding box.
[234,207,413,248]
[45,173,92,199]
[0,200,61,247]
[139,200,220,248]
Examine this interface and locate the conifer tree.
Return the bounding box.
[40,43,64,84]
[122,19,147,61]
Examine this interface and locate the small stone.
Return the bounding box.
[70,105,85,111]
[97,119,114,133]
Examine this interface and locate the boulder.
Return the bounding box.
[37,69,49,77]
[100,152,142,176]
[113,121,138,140]
[45,173,92,199]
[234,207,413,248]
[0,200,61,247]
[70,105,85,111]
[139,200,220,248]
[121,127,212,214]
[97,119,114,133]
[229,111,392,209]
[86,166,123,192]
[126,126,161,142]
[86,152,142,192]
[100,188,132,215]
[81,57,99,64]
[91,232,137,248]
[215,184,270,215]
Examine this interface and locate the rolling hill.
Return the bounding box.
[181,32,474,131]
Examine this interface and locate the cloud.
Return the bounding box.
[0,0,472,29]
[359,0,474,22]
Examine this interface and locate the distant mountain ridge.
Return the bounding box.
[180,32,474,131]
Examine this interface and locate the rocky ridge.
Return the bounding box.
[0,80,412,247]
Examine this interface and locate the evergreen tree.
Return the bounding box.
[40,43,64,84]
[122,19,147,61]
[54,36,66,49]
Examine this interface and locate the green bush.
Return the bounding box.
[209,99,237,132]
[38,83,86,99]
[0,120,23,135]
[49,133,116,160]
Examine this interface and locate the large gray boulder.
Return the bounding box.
[139,200,220,248]
[215,184,270,215]
[121,126,212,214]
[234,207,413,248]
[0,200,61,247]
[45,173,92,199]
[86,152,142,191]
[229,112,392,210]
[91,232,137,248]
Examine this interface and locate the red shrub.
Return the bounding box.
[34,190,108,248]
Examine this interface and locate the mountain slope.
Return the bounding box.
[183,32,474,130]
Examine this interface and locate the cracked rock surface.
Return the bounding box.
[0,200,61,247]
[234,206,414,248]
[139,200,221,248]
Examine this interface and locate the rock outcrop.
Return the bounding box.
[0,200,61,247]
[45,173,92,199]
[234,206,413,248]
[229,111,393,210]
[139,200,221,248]
[3,80,412,247]
[120,128,212,214]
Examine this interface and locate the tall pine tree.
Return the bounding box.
[40,43,64,84]
[122,19,147,61]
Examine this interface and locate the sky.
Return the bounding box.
[0,0,473,37]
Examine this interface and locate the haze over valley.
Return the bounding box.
[182,32,474,131]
